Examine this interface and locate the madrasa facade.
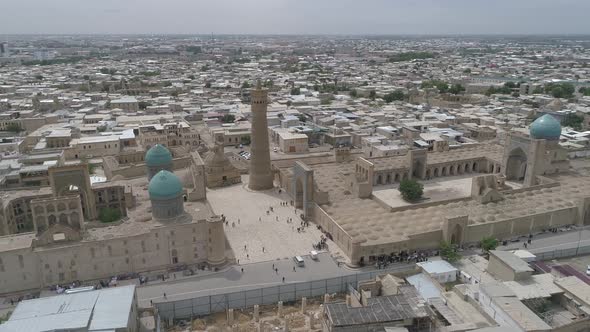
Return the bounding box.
[0,144,228,293]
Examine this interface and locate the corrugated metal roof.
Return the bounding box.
[0,285,135,332]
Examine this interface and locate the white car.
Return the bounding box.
[586,265,590,276]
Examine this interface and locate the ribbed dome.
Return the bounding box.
[148,170,183,200]
[145,144,172,167]
[530,114,561,140]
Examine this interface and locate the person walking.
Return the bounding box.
[282,277,285,283]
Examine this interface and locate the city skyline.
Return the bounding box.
[2,0,590,35]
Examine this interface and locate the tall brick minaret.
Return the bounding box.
[248,80,274,190]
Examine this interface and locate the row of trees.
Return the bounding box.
[388,51,435,63]
[485,82,520,96]
[544,82,575,99]
[421,80,465,94]
[440,236,498,263]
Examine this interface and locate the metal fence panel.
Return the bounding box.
[210,294,228,313]
[156,264,421,320]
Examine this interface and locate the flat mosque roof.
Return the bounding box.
[0,285,135,332]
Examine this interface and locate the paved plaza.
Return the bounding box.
[373,174,474,208]
[207,175,325,264]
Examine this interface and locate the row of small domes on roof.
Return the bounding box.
[145,144,182,200]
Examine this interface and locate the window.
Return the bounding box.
[108,245,112,256]
[18,255,24,269]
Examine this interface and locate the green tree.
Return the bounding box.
[388,51,435,62]
[99,208,122,223]
[34,74,43,80]
[368,90,376,99]
[240,136,251,145]
[545,82,575,99]
[138,101,152,110]
[349,89,358,98]
[264,79,274,88]
[399,179,424,202]
[463,68,471,74]
[480,237,499,253]
[440,241,460,263]
[6,123,22,133]
[532,86,544,94]
[421,80,449,93]
[449,84,465,95]
[297,114,307,123]
[290,87,301,95]
[221,114,235,123]
[383,90,406,103]
[241,81,251,89]
[562,113,584,130]
[204,82,212,88]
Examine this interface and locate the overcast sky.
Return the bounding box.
[2,0,589,35]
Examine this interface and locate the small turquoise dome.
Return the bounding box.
[148,170,183,200]
[145,144,172,167]
[530,114,561,140]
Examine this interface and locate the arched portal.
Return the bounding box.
[292,161,314,218]
[506,147,528,181]
[450,224,463,245]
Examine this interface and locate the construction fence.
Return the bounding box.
[156,264,413,321]
[531,244,590,261]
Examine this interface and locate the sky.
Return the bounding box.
[2,0,589,35]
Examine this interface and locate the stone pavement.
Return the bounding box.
[207,175,325,264]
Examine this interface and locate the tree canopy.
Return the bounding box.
[561,113,584,130]
[290,87,301,95]
[544,82,575,99]
[383,90,406,103]
[399,179,424,202]
[480,237,499,253]
[221,114,235,123]
[388,51,435,63]
[440,241,460,263]
[99,207,122,223]
[6,123,22,133]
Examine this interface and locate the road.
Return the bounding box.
[498,226,590,253]
[137,252,415,307]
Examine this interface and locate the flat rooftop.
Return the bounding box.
[0,285,136,332]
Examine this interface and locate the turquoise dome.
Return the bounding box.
[145,144,172,167]
[530,114,561,140]
[148,170,183,200]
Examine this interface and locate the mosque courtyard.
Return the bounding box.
[207,175,327,264]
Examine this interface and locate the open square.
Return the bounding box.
[207,175,326,263]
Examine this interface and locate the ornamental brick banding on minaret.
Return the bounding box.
[248,80,274,190]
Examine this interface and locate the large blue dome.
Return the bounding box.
[145,144,172,167]
[530,114,561,140]
[148,170,183,200]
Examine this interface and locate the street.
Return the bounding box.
[137,252,415,307]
